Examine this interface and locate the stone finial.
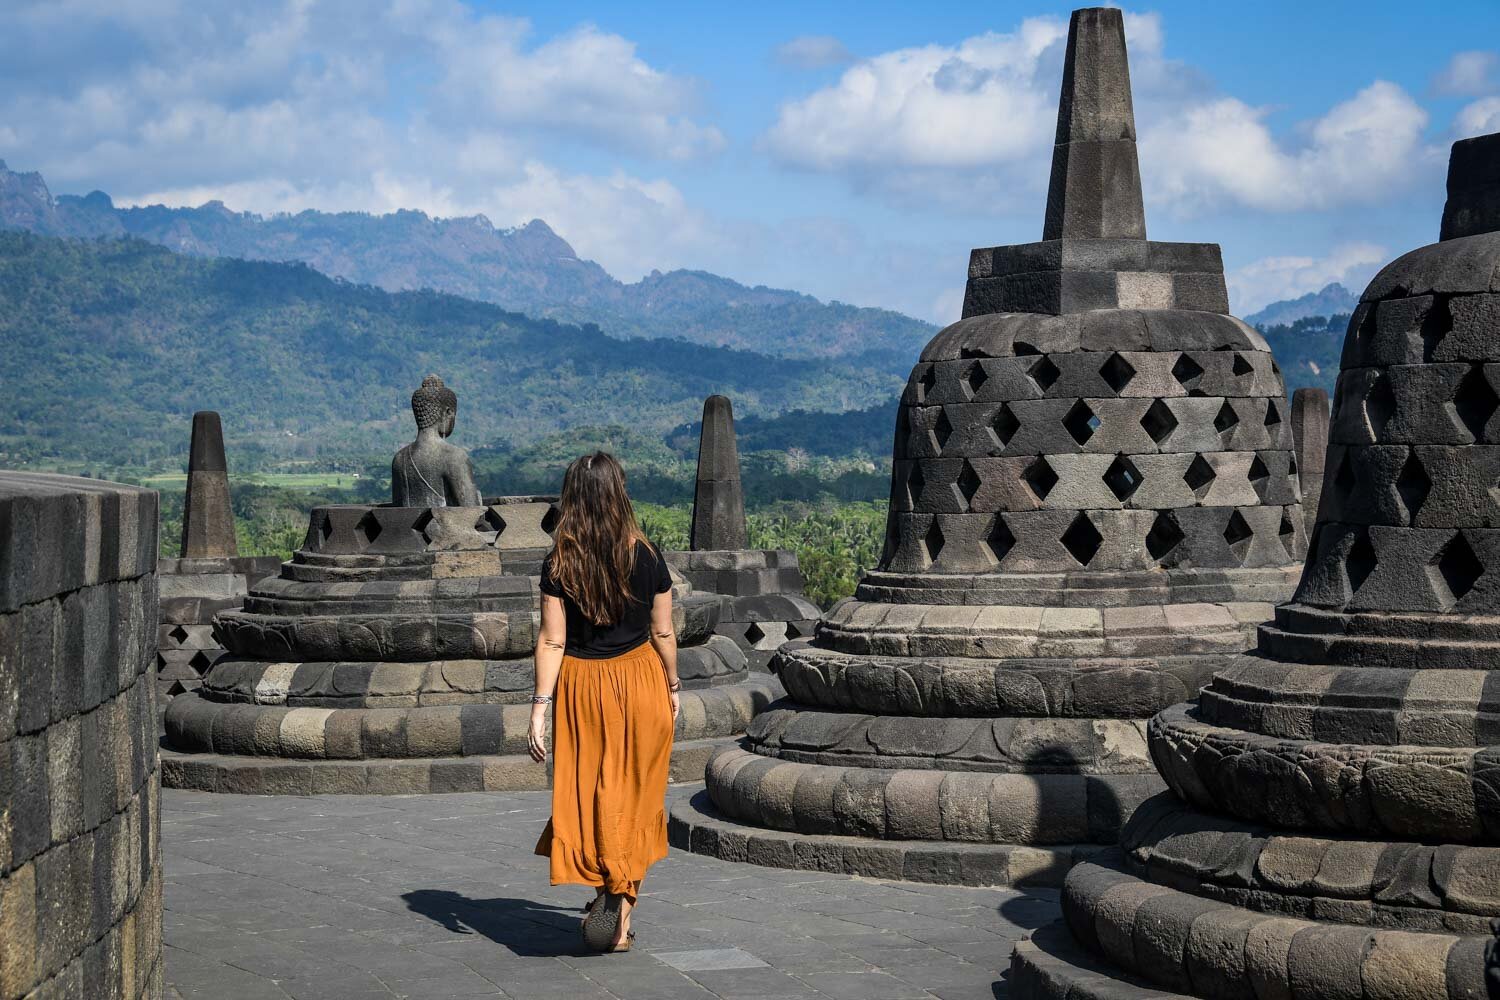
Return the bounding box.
[1290,387,1329,538]
[1440,131,1500,241]
[181,411,239,559]
[690,395,748,551]
[1043,7,1147,241]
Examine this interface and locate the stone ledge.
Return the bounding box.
[704,744,1161,845]
[1045,855,1487,1000]
[669,787,1102,888]
[161,736,733,795]
[1009,919,1186,1000]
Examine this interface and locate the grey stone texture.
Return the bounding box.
[682,7,1301,889]
[690,395,748,552]
[163,496,781,794]
[0,471,164,999]
[1291,387,1329,540]
[1011,132,1500,998]
[161,786,1063,1000]
[671,397,822,671]
[179,412,236,560]
[391,375,483,508]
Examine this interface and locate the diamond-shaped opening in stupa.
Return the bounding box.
[1419,296,1451,363]
[1365,373,1398,436]
[1022,457,1059,502]
[1264,399,1282,427]
[921,519,945,567]
[1140,399,1178,445]
[1345,528,1378,596]
[1100,352,1136,394]
[1223,509,1253,564]
[1247,455,1270,500]
[918,364,938,402]
[355,510,383,548]
[1279,511,1298,559]
[963,362,989,399]
[1232,353,1253,377]
[956,461,982,511]
[1434,532,1484,608]
[906,463,926,508]
[991,403,1020,449]
[1213,400,1240,435]
[1171,354,1205,394]
[743,622,767,645]
[1063,400,1097,446]
[1395,450,1432,524]
[1145,511,1185,561]
[1183,454,1216,499]
[1452,364,1499,441]
[1029,355,1061,392]
[985,516,1016,567]
[1060,512,1102,566]
[1102,455,1142,503]
[933,409,954,452]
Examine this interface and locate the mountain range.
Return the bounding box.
[0,161,930,361]
[1244,282,1358,330]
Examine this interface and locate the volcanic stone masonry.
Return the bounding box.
[669,6,1306,889]
[1292,388,1330,538]
[155,412,279,711]
[667,395,820,671]
[1009,131,1500,1000]
[162,379,778,794]
[0,472,163,999]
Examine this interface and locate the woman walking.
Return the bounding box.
[528,452,681,953]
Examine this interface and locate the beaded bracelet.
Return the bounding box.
[531,694,553,705]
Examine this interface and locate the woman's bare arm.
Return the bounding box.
[649,590,681,718]
[527,594,567,761]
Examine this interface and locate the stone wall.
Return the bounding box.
[0,472,162,999]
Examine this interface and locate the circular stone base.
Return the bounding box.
[1009,920,1192,1000]
[667,788,1104,887]
[162,735,732,795]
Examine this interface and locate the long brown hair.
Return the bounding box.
[547,452,653,625]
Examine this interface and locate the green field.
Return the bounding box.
[142,471,365,491]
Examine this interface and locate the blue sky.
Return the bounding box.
[4,1,1499,323]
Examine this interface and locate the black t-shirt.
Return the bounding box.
[539,540,672,659]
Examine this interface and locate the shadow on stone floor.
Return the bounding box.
[401,889,592,958]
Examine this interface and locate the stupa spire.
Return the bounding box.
[690,395,748,551]
[180,411,238,559]
[1440,131,1500,240]
[1043,7,1146,241]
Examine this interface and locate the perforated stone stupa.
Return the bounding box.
[669,7,1304,887]
[162,382,778,793]
[155,412,278,710]
[667,395,820,671]
[1010,131,1500,1000]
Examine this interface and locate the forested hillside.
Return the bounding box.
[0,161,934,360]
[0,231,904,469]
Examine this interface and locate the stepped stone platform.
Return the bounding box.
[154,412,280,709]
[1009,130,1500,999]
[675,8,1303,890]
[163,498,779,794]
[666,396,820,670]
[0,472,164,998]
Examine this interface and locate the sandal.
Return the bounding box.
[581,893,625,952]
[601,929,636,954]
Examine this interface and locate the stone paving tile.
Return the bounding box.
[163,786,1061,1000]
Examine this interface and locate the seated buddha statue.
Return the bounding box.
[391,375,483,507]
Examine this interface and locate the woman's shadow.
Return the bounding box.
[401,889,594,957]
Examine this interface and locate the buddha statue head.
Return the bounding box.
[412,374,459,436]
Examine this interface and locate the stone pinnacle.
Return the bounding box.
[180,411,239,559]
[1440,131,1500,241]
[690,395,748,551]
[1043,7,1147,241]
[1290,387,1329,538]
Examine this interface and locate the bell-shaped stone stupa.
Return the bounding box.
[1011,131,1500,1000]
[670,7,1304,887]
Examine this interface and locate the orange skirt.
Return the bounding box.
[534,642,673,898]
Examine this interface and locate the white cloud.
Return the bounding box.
[1433,51,1498,97]
[1456,96,1500,138]
[1226,242,1387,315]
[773,36,854,70]
[1141,82,1434,214]
[765,12,1438,218]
